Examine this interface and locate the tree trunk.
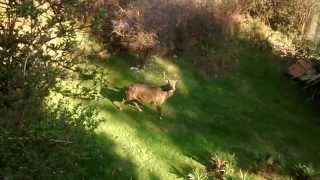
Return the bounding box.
[304,4,320,45]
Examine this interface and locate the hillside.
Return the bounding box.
[46,34,320,179]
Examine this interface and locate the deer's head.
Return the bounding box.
[162,72,178,92]
[167,80,177,91]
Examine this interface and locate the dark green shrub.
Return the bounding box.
[292,163,317,180]
[250,153,282,178]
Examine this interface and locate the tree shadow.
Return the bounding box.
[0,95,138,180]
[101,86,126,103]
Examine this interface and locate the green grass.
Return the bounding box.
[50,37,320,179]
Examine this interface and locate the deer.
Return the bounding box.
[120,77,177,118]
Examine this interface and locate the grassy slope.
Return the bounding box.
[86,39,320,179]
[52,34,320,179]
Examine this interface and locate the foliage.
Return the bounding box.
[0,99,104,179]
[89,0,320,63]
[250,152,282,179]
[292,164,317,180]
[207,153,236,180]
[239,170,249,180]
[53,64,109,101]
[247,0,316,35]
[91,0,235,59]
[90,0,160,60]
[188,168,209,180]
[244,0,320,61]
[0,1,108,179]
[0,45,108,178]
[188,153,252,180]
[0,0,80,109]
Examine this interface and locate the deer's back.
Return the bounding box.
[126,84,167,105]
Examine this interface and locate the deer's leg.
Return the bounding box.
[133,101,143,112]
[119,99,126,111]
[157,106,163,119]
[119,98,130,111]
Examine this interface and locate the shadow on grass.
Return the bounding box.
[0,102,138,180]
[101,86,126,102]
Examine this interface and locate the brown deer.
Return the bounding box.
[120,80,177,117]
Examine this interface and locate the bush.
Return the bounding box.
[0,1,108,178]
[250,152,282,178]
[91,0,250,59]
[0,100,105,179]
[207,153,236,179]
[188,168,209,180]
[292,163,317,180]
[247,0,316,35]
[0,0,80,109]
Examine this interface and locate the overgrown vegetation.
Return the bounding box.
[292,163,318,180]
[0,101,104,179]
[91,0,320,57]
[0,0,107,178]
[1,0,320,179]
[0,0,79,106]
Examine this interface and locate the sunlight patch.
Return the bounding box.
[96,110,204,179]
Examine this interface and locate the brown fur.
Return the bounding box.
[121,80,177,115]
